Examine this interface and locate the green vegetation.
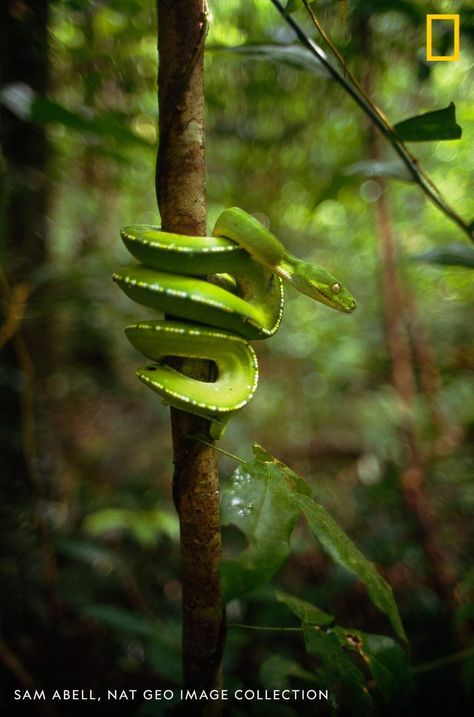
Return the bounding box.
[1,1,473,715]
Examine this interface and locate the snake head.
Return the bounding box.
[291,260,357,313]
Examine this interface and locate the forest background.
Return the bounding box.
[0,0,473,715]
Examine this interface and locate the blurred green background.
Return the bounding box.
[1,0,473,714]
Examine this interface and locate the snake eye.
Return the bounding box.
[332,282,341,294]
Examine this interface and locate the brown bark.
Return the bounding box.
[404,291,447,437]
[1,0,60,626]
[156,0,224,705]
[371,156,457,618]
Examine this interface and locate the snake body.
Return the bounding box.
[113,208,356,438]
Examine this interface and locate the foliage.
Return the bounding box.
[1,0,473,714]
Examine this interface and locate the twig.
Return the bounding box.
[411,646,474,676]
[0,277,29,349]
[228,623,302,632]
[188,435,246,464]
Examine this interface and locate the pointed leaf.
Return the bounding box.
[252,444,312,496]
[394,102,462,142]
[83,604,157,637]
[276,591,334,626]
[334,628,411,702]
[294,494,407,642]
[303,625,372,714]
[344,160,413,183]
[220,450,310,600]
[411,243,474,268]
[208,43,330,79]
[0,83,152,147]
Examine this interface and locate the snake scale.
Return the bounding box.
[113,207,356,439]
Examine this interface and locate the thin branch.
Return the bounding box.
[228,623,303,632]
[0,267,60,621]
[0,275,29,350]
[411,646,474,676]
[189,435,246,464]
[269,0,473,242]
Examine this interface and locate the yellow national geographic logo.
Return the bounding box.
[426,14,460,61]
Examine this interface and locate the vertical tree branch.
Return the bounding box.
[354,14,460,634]
[156,0,224,704]
[372,167,458,621]
[1,0,60,626]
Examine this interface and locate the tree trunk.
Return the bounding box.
[156,0,224,706]
[0,0,59,630]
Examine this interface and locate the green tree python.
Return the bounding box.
[113,207,356,439]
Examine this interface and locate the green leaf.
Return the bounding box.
[220,448,310,600]
[83,507,179,546]
[303,625,372,714]
[83,604,157,637]
[294,494,407,643]
[252,444,312,497]
[276,590,334,626]
[31,96,153,147]
[394,102,462,142]
[410,243,474,269]
[222,445,405,644]
[145,625,182,684]
[260,654,319,689]
[0,83,153,147]
[334,628,411,702]
[83,605,182,683]
[207,44,330,79]
[344,160,413,183]
[57,538,124,574]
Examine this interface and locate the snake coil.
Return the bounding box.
[114,208,356,439]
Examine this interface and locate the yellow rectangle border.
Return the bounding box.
[426,14,460,62]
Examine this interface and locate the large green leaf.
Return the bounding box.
[83,604,157,637]
[222,446,405,643]
[303,625,372,714]
[294,494,407,642]
[410,243,474,269]
[276,590,334,626]
[394,102,462,142]
[207,43,330,79]
[220,447,310,600]
[277,590,409,701]
[334,628,411,702]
